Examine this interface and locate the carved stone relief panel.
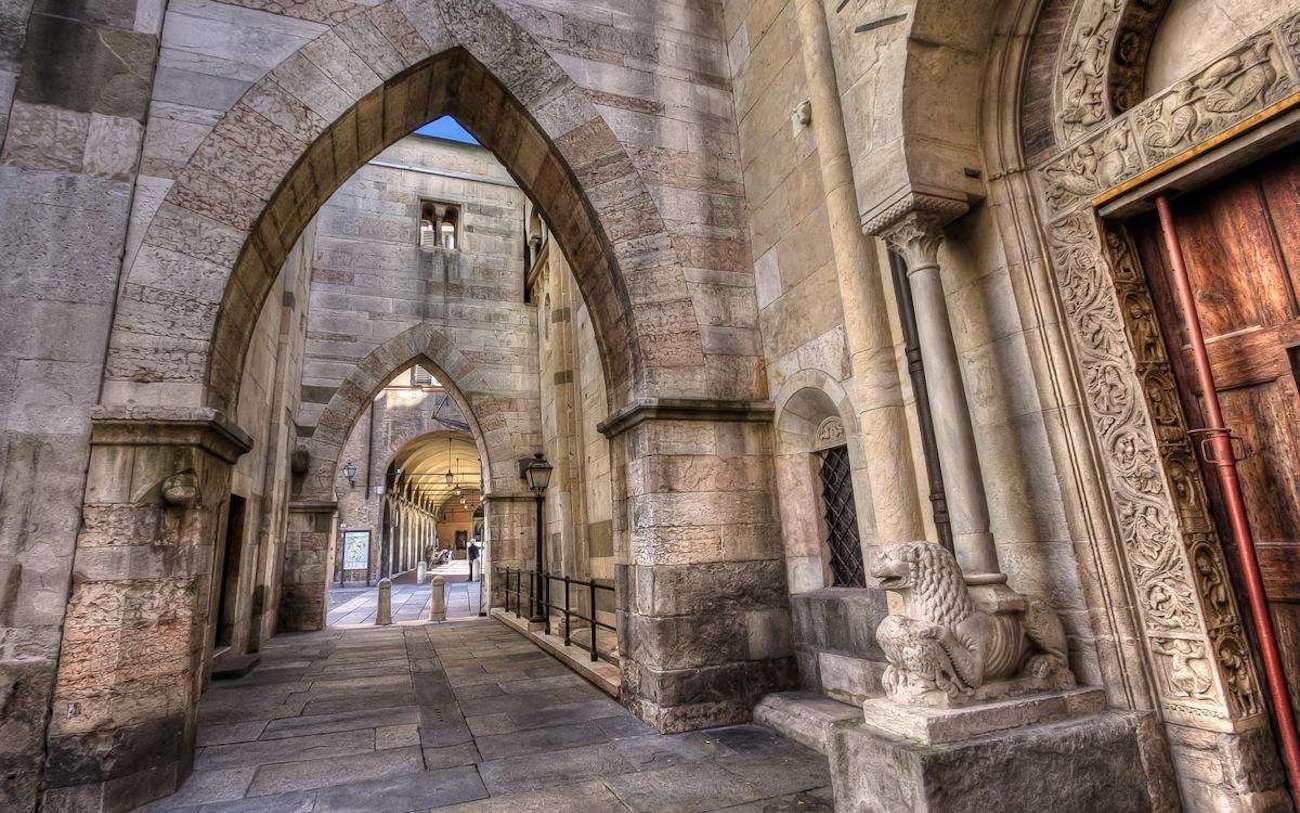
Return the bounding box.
[1135,32,1294,163]
[813,416,846,452]
[1055,0,1126,143]
[1045,13,1300,205]
[1041,119,1141,216]
[1039,206,1262,729]
[1109,0,1173,114]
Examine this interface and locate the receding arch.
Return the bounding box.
[300,322,497,502]
[103,0,711,425]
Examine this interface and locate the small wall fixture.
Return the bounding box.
[342,461,357,488]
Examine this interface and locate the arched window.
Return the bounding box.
[420,200,461,251]
[813,417,864,588]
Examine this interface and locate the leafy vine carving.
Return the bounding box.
[1041,208,1264,723]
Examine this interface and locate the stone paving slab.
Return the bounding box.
[140,618,832,812]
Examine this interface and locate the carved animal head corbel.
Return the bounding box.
[161,471,201,506]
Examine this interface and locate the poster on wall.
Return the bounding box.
[342,531,370,570]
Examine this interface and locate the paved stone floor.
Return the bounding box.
[327,563,482,626]
[139,619,832,812]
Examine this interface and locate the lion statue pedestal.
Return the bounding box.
[868,540,1076,709]
[823,541,1173,812]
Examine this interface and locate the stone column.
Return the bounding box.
[600,401,797,732]
[793,0,924,550]
[881,213,1001,583]
[280,499,337,631]
[43,407,251,810]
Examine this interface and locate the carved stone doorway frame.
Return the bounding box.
[1012,0,1300,793]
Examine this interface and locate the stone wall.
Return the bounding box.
[722,0,1099,695]
[0,0,163,805]
[532,231,615,587]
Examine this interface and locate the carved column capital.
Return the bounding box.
[879,211,946,271]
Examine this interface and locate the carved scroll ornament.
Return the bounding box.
[1039,199,1265,726]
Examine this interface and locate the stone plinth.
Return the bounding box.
[829,708,1172,812]
[790,588,889,705]
[861,687,1106,745]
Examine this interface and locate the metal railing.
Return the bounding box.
[494,567,616,663]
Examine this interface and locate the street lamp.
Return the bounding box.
[521,452,552,622]
[341,461,357,488]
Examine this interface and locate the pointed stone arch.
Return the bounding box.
[102,0,712,422]
[297,321,499,503]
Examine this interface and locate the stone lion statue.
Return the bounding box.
[870,541,1073,707]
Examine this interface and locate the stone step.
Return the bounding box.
[810,648,886,706]
[211,652,261,681]
[753,690,862,754]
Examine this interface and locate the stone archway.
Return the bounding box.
[99,0,726,422]
[280,322,532,630]
[299,323,497,503]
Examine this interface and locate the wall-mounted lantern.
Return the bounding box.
[342,461,357,488]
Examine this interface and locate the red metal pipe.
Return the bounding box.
[1155,194,1300,801]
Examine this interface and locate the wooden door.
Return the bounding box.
[1133,148,1300,714]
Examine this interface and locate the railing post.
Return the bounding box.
[589,579,597,662]
[563,576,571,647]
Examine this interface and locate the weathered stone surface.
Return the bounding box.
[828,711,1169,812]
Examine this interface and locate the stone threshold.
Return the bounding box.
[754,691,862,754]
[490,607,621,697]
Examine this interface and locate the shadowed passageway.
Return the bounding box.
[139,620,832,812]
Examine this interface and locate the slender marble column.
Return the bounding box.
[881,213,1002,583]
[794,0,925,549]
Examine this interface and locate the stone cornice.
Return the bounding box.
[597,398,775,438]
[90,405,253,464]
[861,188,970,237]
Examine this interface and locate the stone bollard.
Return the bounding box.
[376,578,392,625]
[430,575,447,622]
[417,560,427,584]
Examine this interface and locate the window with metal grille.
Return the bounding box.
[818,445,865,587]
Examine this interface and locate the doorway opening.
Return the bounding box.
[213,494,246,650]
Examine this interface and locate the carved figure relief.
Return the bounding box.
[1136,34,1292,163]
[1189,539,1232,622]
[1214,629,1262,717]
[870,542,1075,707]
[813,416,846,451]
[1109,0,1173,113]
[1152,637,1215,699]
[1120,291,1164,362]
[1042,122,1138,214]
[1056,0,1124,141]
